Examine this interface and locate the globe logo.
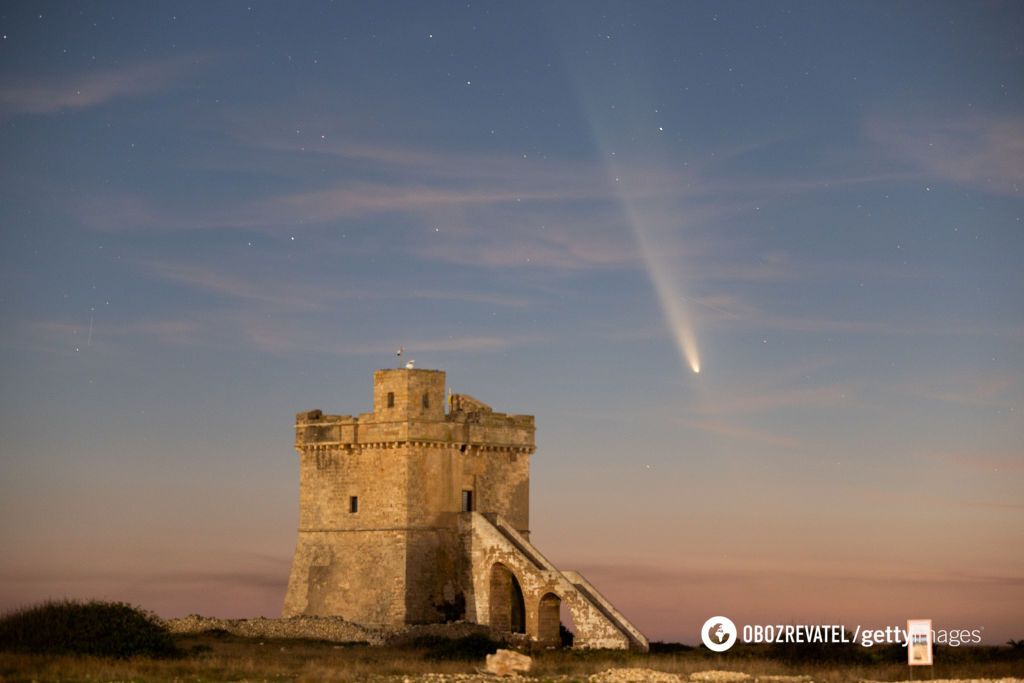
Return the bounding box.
[701,615,738,652]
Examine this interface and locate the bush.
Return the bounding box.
[0,599,179,658]
[409,633,501,660]
[649,640,693,654]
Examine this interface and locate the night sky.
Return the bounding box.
[1,2,1022,643]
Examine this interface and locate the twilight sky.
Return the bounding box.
[1,1,1022,644]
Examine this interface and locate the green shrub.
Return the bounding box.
[0,599,179,658]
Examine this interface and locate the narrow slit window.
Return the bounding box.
[387,392,394,408]
[422,392,430,409]
[349,496,359,513]
[461,490,473,513]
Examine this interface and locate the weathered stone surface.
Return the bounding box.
[484,648,532,676]
[589,669,681,683]
[283,367,648,651]
[384,621,497,646]
[690,672,752,683]
[459,512,646,651]
[164,614,385,644]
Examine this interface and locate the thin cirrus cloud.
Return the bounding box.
[0,568,287,592]
[914,450,1024,474]
[131,258,534,310]
[681,418,804,449]
[77,172,624,238]
[71,112,1023,291]
[0,567,289,619]
[865,115,1024,195]
[26,318,203,352]
[234,313,543,357]
[133,259,339,312]
[900,374,1018,407]
[24,310,542,359]
[688,290,1024,339]
[0,55,205,115]
[694,384,854,417]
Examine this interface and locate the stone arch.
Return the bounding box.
[537,592,561,645]
[489,563,526,634]
[559,597,577,646]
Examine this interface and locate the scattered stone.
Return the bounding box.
[690,672,752,683]
[589,668,681,683]
[484,648,532,676]
[386,621,498,646]
[862,680,1024,683]
[163,614,385,644]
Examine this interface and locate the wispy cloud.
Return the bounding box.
[25,312,543,359]
[265,183,596,223]
[236,315,543,356]
[695,385,853,416]
[682,418,803,449]
[866,116,1024,195]
[28,318,202,350]
[74,110,1024,290]
[135,260,330,311]
[415,208,640,270]
[131,258,533,310]
[901,375,1018,408]
[915,450,1024,474]
[574,560,1024,589]
[688,291,1024,339]
[0,56,205,115]
[0,568,287,592]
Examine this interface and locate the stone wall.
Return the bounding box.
[284,368,535,628]
[165,614,385,644]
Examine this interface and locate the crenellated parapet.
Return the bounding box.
[295,404,535,453]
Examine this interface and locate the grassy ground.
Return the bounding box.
[0,632,1021,683]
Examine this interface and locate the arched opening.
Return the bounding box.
[538,592,561,645]
[489,564,526,634]
[559,599,577,647]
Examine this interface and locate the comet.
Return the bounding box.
[569,65,702,376]
[619,197,702,375]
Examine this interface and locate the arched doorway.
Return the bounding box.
[537,592,561,645]
[489,564,526,634]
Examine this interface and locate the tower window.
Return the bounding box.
[422,392,430,409]
[387,392,394,408]
[349,496,359,513]
[461,490,473,513]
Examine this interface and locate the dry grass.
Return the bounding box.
[0,632,1021,683]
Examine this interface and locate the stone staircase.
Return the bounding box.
[462,512,649,651]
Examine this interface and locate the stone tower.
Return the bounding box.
[284,367,648,651]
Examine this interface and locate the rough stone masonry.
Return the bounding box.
[283,367,648,651]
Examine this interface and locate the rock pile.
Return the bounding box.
[589,669,682,683]
[484,648,532,676]
[690,673,752,683]
[163,614,386,644]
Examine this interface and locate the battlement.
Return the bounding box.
[295,368,535,452]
